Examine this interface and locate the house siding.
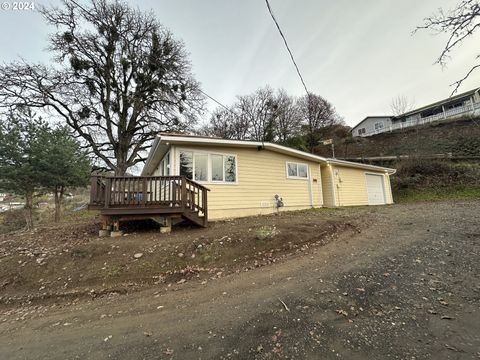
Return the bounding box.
[325,165,393,206]
[352,117,392,137]
[153,145,323,220]
[320,165,335,207]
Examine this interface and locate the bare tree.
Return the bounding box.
[200,107,249,140]
[236,86,278,142]
[415,0,480,94]
[275,89,301,144]
[0,0,204,175]
[390,95,415,116]
[200,88,341,151]
[297,93,339,153]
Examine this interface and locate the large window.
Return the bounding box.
[179,150,237,183]
[374,122,384,131]
[194,154,208,181]
[179,151,193,179]
[286,162,308,179]
[211,154,223,181]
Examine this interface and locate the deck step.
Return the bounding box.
[182,210,207,228]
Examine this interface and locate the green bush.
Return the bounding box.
[392,158,480,191]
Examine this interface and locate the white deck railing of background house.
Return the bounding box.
[361,102,480,137]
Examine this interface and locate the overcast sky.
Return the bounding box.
[1,0,478,127]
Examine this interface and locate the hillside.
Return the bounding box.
[314,117,480,159]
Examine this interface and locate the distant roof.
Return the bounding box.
[395,87,480,119]
[351,116,392,131]
[142,133,396,175]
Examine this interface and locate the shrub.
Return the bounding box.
[0,209,27,233]
[392,158,480,190]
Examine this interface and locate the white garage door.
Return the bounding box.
[365,174,386,205]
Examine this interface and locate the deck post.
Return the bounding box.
[160,216,172,234]
[142,177,147,207]
[202,189,208,227]
[181,176,186,211]
[90,176,97,205]
[104,178,111,208]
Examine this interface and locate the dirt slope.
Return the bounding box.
[0,201,479,359]
[315,118,480,159]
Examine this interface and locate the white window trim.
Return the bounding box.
[286,161,309,180]
[176,148,239,185]
[157,150,171,176]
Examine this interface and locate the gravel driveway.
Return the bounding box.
[0,201,479,359]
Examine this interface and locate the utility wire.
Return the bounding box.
[199,89,238,117]
[264,0,310,96]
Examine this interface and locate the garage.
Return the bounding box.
[365,173,387,205]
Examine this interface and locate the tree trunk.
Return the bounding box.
[54,188,60,222]
[24,190,33,230]
[54,186,64,222]
[114,150,129,176]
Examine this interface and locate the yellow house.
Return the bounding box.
[140,134,396,221]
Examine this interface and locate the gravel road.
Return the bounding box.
[0,201,479,359]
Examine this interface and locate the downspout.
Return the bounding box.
[307,165,314,208]
[329,163,337,207]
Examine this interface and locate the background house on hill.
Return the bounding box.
[352,87,480,137]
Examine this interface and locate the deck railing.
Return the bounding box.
[89,175,209,217]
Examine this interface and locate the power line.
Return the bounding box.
[199,89,238,117]
[264,0,310,96]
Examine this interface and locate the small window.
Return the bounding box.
[287,162,297,177]
[358,128,366,135]
[298,164,308,178]
[286,162,308,179]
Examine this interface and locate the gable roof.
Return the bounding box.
[142,134,396,175]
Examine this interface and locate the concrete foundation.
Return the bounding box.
[99,229,111,237]
[160,226,171,234]
[110,230,124,237]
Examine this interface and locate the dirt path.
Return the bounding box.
[1,201,479,359]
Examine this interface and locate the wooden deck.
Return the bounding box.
[88,175,209,228]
